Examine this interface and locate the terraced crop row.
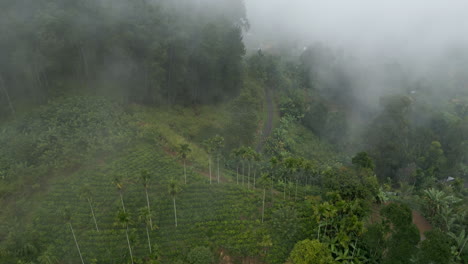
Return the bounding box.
[32,144,272,263]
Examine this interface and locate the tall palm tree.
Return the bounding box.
[202,139,215,184]
[140,170,153,229]
[252,151,261,189]
[113,175,126,212]
[241,147,254,189]
[232,148,243,185]
[79,185,99,232]
[213,136,225,184]
[138,207,156,255]
[62,207,85,264]
[258,174,271,223]
[168,179,182,227]
[178,143,192,184]
[116,209,134,264]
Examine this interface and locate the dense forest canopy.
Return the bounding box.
[0,0,247,115]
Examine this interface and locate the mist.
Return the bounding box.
[245,0,468,121]
[246,0,468,59]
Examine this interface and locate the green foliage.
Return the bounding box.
[323,166,379,204]
[288,239,334,264]
[420,188,462,230]
[381,203,413,229]
[279,89,307,120]
[0,0,247,112]
[352,152,375,170]
[361,223,387,263]
[380,203,420,264]
[178,144,192,160]
[366,95,412,181]
[306,193,368,263]
[267,206,304,263]
[225,82,263,149]
[187,246,213,264]
[417,230,452,264]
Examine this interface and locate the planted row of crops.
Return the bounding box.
[30,142,278,263]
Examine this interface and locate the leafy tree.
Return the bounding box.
[417,230,452,264]
[448,229,468,261]
[366,95,412,181]
[361,223,387,263]
[310,193,366,262]
[352,152,375,170]
[288,239,334,264]
[268,206,303,263]
[187,246,213,264]
[380,203,420,264]
[323,166,379,206]
[421,188,461,230]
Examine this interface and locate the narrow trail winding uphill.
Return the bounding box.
[256,88,274,152]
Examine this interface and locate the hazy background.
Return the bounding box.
[245,0,468,61]
[245,0,468,112]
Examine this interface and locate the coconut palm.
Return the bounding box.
[79,185,99,232]
[240,146,255,189]
[116,209,134,264]
[140,170,153,229]
[258,174,271,223]
[213,136,225,184]
[231,148,242,185]
[168,179,182,227]
[177,143,192,184]
[62,207,85,264]
[252,151,261,188]
[202,139,215,184]
[113,175,126,212]
[138,207,156,255]
[203,135,224,184]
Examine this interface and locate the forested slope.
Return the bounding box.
[0,0,468,264]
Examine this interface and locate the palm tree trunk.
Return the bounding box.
[253,170,256,189]
[248,163,251,189]
[184,159,187,184]
[125,225,134,264]
[173,197,178,227]
[120,193,126,212]
[217,156,220,184]
[283,182,286,200]
[0,75,15,117]
[87,198,99,232]
[242,162,245,186]
[209,157,212,184]
[295,178,298,201]
[146,225,152,254]
[69,223,85,264]
[145,188,153,229]
[262,188,266,223]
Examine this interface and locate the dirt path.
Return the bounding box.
[412,210,432,240]
[256,89,274,152]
